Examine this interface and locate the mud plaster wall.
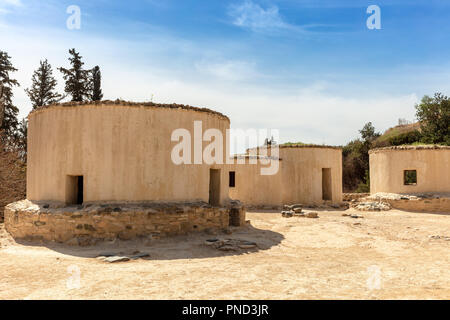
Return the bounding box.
[369,149,450,194]
[228,148,343,206]
[27,105,230,205]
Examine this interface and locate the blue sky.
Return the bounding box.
[1,0,450,149]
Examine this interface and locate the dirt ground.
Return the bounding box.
[0,208,449,300]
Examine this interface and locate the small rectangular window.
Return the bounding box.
[404,170,417,185]
[229,171,236,188]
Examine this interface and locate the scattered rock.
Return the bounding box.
[350,214,364,219]
[218,245,237,251]
[130,252,150,260]
[293,207,303,214]
[205,239,219,246]
[429,235,450,241]
[97,252,117,257]
[281,211,294,218]
[104,256,130,263]
[305,212,319,218]
[205,238,258,251]
[293,212,305,217]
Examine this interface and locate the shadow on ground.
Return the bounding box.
[11,224,284,261]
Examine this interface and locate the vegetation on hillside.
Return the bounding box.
[343,92,449,192]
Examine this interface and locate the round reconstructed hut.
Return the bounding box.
[369,145,450,212]
[5,100,245,244]
[228,145,343,208]
[369,145,450,194]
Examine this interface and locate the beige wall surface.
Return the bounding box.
[27,104,230,204]
[228,159,283,206]
[369,148,450,194]
[228,147,343,206]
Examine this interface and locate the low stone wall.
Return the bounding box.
[4,200,246,246]
[343,193,370,202]
[384,198,450,213]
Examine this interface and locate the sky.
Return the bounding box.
[1,0,450,150]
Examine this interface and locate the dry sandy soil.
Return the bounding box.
[0,208,449,300]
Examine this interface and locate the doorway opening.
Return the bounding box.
[229,171,236,188]
[322,168,332,201]
[66,175,84,205]
[209,169,221,206]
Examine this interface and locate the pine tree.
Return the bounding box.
[15,118,27,161]
[58,48,90,102]
[0,83,5,128]
[0,51,20,141]
[25,59,63,109]
[91,66,103,101]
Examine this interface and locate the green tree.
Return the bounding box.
[0,51,20,142]
[25,59,64,109]
[15,118,27,161]
[358,122,380,173]
[90,65,103,101]
[58,49,91,102]
[415,93,450,145]
[0,83,5,128]
[342,122,380,192]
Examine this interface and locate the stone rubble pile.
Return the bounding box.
[204,238,258,251]
[352,201,391,211]
[281,204,319,218]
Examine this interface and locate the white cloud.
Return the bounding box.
[194,59,259,81]
[228,0,299,33]
[0,0,22,7]
[0,22,430,151]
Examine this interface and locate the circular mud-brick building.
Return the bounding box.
[369,145,450,213]
[369,145,450,194]
[227,145,343,208]
[5,100,245,245]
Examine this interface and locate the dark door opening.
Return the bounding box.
[209,169,221,206]
[322,168,332,201]
[66,175,84,205]
[229,171,236,188]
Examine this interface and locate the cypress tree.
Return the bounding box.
[91,65,103,101]
[58,48,90,102]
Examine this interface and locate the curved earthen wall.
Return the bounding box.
[369,147,450,194]
[228,147,343,206]
[27,103,230,204]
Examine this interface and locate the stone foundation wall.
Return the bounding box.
[5,200,246,246]
[384,197,450,213]
[343,193,370,202]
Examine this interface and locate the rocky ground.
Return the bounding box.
[0,208,449,299]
